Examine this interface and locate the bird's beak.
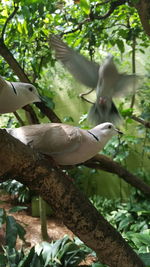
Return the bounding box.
[35,94,45,103]
[115,128,123,135]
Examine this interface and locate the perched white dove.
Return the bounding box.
[50,35,138,125]
[6,122,122,165]
[0,76,41,114]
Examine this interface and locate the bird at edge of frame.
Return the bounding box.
[0,75,41,114]
[50,35,139,125]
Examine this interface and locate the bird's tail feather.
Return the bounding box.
[88,100,121,125]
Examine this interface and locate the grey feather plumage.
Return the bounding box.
[50,36,139,124]
[0,76,40,113]
[6,122,121,165]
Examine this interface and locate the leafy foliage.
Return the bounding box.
[0,1,150,266]
[0,207,88,267]
[0,180,31,203]
[90,194,150,256]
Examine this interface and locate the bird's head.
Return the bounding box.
[92,122,123,140]
[13,82,41,103]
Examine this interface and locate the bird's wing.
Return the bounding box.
[8,123,82,155]
[50,35,99,89]
[0,76,8,92]
[43,123,82,155]
[112,73,140,97]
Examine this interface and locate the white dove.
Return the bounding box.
[0,75,41,114]
[6,122,122,165]
[50,35,138,125]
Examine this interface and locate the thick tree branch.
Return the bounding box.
[0,130,145,267]
[0,40,29,82]
[85,154,150,197]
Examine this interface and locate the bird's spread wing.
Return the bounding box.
[0,76,8,92]
[50,35,99,89]
[8,123,82,155]
[112,74,140,97]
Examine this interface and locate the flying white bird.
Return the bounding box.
[50,35,138,124]
[6,122,122,165]
[0,76,41,114]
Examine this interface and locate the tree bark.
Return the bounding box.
[133,0,150,37]
[0,130,145,267]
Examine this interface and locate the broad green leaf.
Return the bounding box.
[139,253,150,266]
[6,216,18,248]
[16,223,26,242]
[116,39,125,53]
[80,0,90,15]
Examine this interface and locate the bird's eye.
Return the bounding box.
[108,125,112,129]
[28,87,33,92]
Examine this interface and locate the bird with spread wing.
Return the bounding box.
[50,35,139,125]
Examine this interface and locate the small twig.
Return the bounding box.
[79,95,94,104]
[63,18,90,35]
[90,0,126,20]
[23,105,40,124]
[79,88,95,104]
[1,4,19,40]
[131,115,150,128]
[13,112,25,126]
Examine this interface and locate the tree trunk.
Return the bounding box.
[0,130,145,267]
[133,0,150,37]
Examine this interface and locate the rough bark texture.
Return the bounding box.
[0,130,145,267]
[133,0,150,37]
[85,154,150,197]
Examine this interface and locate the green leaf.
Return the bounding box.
[116,39,125,53]
[16,223,26,242]
[0,208,6,227]
[18,247,35,266]
[80,0,90,15]
[0,254,7,267]
[40,95,55,110]
[6,216,18,248]
[9,206,28,213]
[133,233,150,246]
[139,253,150,266]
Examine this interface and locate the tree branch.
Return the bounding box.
[90,0,126,20]
[131,115,150,128]
[84,154,150,197]
[0,129,145,267]
[1,4,19,41]
[13,111,25,126]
